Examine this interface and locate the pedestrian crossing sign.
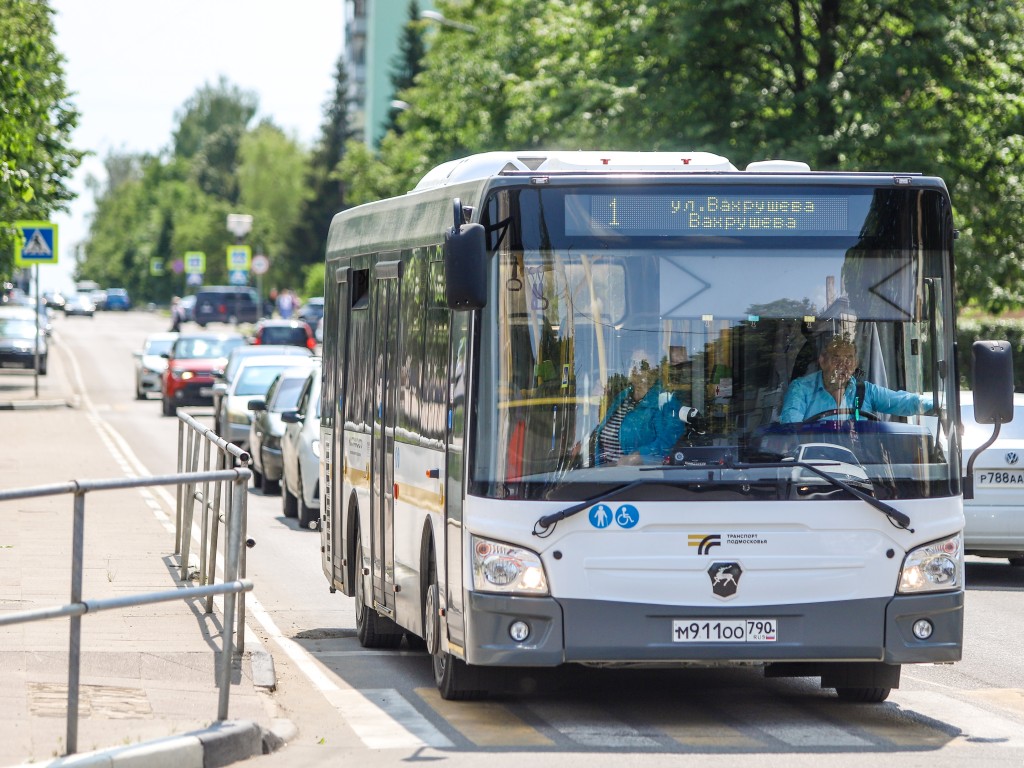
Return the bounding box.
[13,221,58,266]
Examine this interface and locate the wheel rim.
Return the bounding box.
[424,583,438,654]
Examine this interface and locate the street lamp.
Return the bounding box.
[420,9,478,33]
[390,99,411,112]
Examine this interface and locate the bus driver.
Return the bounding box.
[779,333,933,423]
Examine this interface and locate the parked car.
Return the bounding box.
[281,361,323,529]
[161,331,246,417]
[104,288,132,311]
[248,365,317,493]
[0,312,47,374]
[210,344,315,433]
[63,294,96,317]
[250,318,317,349]
[962,390,1024,566]
[133,332,178,399]
[0,302,51,337]
[193,286,261,326]
[297,296,324,327]
[213,355,316,450]
[88,289,108,311]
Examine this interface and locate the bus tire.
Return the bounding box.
[835,687,891,703]
[354,527,403,649]
[426,562,487,701]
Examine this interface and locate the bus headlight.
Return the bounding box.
[471,536,549,595]
[897,533,963,593]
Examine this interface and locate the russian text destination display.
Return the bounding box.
[564,192,866,237]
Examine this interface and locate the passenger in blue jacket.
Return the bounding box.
[780,334,932,423]
[596,350,686,465]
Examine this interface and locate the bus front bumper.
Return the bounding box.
[462,590,963,667]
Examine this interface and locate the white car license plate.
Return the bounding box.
[672,618,777,643]
[976,471,1024,487]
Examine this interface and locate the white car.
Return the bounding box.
[214,355,317,450]
[961,390,1024,566]
[281,361,322,529]
[133,332,178,399]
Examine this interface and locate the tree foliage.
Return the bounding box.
[347,0,1024,311]
[0,0,82,282]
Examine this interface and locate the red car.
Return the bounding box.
[251,319,317,350]
[161,331,245,416]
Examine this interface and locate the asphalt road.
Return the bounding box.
[47,308,1024,768]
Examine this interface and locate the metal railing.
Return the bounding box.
[174,410,253,652]
[0,411,253,756]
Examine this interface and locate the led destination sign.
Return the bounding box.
[565,193,855,237]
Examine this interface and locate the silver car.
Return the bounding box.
[215,355,316,450]
[133,332,178,399]
[281,361,322,529]
[962,390,1024,566]
[248,365,316,494]
[211,344,314,433]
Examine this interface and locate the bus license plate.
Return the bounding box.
[976,471,1024,487]
[672,619,777,643]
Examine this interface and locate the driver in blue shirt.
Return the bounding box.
[780,333,932,423]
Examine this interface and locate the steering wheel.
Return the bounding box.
[803,408,879,423]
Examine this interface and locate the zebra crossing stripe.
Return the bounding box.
[416,687,555,746]
[893,690,1024,747]
[325,688,452,749]
[528,701,663,748]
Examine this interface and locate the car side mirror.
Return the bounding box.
[248,398,267,412]
[212,382,228,395]
[281,410,303,424]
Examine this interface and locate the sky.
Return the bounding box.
[41,0,346,294]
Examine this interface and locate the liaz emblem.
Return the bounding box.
[708,562,742,598]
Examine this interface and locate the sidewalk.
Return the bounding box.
[0,349,289,767]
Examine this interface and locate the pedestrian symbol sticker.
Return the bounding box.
[589,503,640,529]
[589,504,613,528]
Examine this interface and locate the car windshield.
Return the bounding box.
[235,365,297,396]
[175,337,242,359]
[0,318,37,338]
[145,338,176,356]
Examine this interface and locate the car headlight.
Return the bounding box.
[471,536,548,595]
[898,533,963,593]
[311,438,321,458]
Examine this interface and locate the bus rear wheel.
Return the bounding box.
[353,527,403,649]
[425,561,486,701]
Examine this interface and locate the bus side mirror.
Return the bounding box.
[972,340,1014,424]
[965,340,1015,500]
[444,199,487,310]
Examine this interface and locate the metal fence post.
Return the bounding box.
[218,472,246,720]
[65,489,86,755]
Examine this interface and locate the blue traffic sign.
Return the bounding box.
[14,221,58,266]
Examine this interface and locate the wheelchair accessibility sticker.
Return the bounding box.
[589,503,639,529]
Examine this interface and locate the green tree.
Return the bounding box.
[288,54,355,286]
[347,0,1024,312]
[0,0,82,281]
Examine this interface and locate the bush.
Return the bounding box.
[956,318,1024,390]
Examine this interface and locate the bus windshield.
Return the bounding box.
[471,183,958,503]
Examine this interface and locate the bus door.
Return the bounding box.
[444,310,471,644]
[327,267,350,589]
[371,260,401,615]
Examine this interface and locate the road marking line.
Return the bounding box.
[893,690,1024,747]
[527,701,663,748]
[416,687,555,746]
[325,688,452,749]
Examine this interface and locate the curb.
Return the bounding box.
[19,720,275,768]
[0,399,75,410]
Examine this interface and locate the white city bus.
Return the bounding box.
[318,151,1012,702]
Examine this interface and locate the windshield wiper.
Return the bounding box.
[714,456,913,531]
[533,480,645,537]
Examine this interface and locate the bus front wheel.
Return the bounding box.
[425,561,486,701]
